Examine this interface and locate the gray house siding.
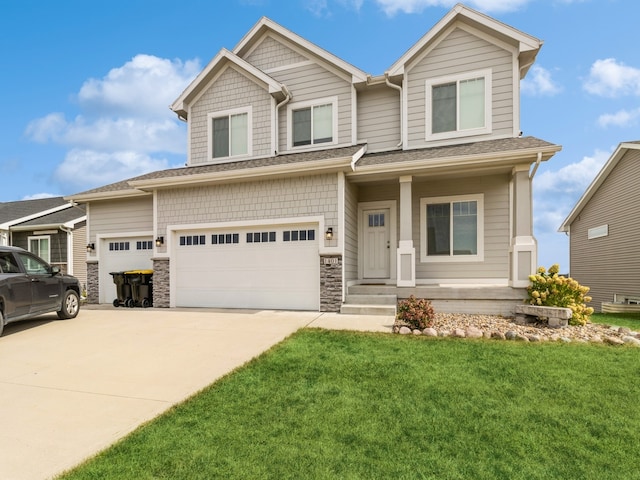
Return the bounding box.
[406,27,514,148]
[357,85,401,152]
[569,149,640,310]
[190,67,273,165]
[12,230,69,265]
[88,197,153,244]
[344,179,359,283]
[244,34,308,71]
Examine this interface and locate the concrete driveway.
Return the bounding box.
[0,306,392,480]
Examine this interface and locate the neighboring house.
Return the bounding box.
[0,197,87,288]
[559,141,640,312]
[67,4,560,315]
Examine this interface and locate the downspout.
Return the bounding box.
[274,85,292,155]
[60,225,73,275]
[529,151,542,179]
[384,73,403,148]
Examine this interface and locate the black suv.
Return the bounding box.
[0,246,81,337]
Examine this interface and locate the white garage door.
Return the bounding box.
[99,236,154,304]
[174,224,319,310]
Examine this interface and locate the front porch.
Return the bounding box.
[340,283,527,317]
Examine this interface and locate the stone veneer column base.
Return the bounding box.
[320,255,342,312]
[86,261,99,304]
[152,258,170,308]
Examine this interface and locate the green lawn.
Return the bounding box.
[59,330,640,480]
[590,312,640,330]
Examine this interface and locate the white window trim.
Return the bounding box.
[425,69,492,142]
[286,96,338,150]
[588,224,608,239]
[28,235,51,263]
[207,106,253,161]
[420,194,484,263]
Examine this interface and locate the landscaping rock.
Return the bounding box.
[604,336,625,346]
[466,327,483,338]
[423,327,438,337]
[412,329,422,335]
[452,328,466,338]
[622,336,640,347]
[399,326,411,335]
[491,331,506,340]
[505,331,517,340]
[515,334,529,342]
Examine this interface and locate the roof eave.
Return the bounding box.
[64,189,150,203]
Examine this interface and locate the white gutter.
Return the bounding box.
[529,151,542,179]
[384,72,403,148]
[350,145,367,171]
[274,85,292,155]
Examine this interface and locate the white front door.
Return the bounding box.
[363,208,390,278]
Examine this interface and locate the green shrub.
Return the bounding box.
[527,264,594,326]
[396,295,435,330]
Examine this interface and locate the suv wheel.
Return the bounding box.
[0,310,4,337]
[57,290,80,319]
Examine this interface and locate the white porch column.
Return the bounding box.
[397,175,416,287]
[509,166,537,287]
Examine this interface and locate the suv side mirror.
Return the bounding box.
[51,266,61,275]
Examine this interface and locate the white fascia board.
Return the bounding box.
[64,189,150,203]
[233,17,368,84]
[171,49,284,115]
[0,202,72,230]
[559,142,640,232]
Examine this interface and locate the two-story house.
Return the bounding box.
[67,4,560,315]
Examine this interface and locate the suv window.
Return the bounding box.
[17,252,50,275]
[0,252,21,273]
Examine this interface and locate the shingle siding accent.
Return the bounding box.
[569,149,640,311]
[244,34,307,71]
[406,27,513,148]
[190,67,272,165]
[157,174,339,232]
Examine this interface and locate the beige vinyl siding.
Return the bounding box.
[272,63,352,152]
[190,67,272,165]
[344,179,359,282]
[569,149,640,311]
[244,34,308,71]
[157,174,339,233]
[357,85,401,152]
[72,221,87,289]
[88,197,153,243]
[406,27,514,148]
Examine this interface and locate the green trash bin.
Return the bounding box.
[125,270,153,308]
[110,272,133,307]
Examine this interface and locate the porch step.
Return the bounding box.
[340,293,397,316]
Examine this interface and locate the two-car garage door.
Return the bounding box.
[174,224,320,310]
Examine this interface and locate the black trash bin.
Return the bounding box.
[125,270,153,308]
[110,271,133,307]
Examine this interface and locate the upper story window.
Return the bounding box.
[208,107,252,160]
[420,194,484,263]
[288,97,337,149]
[426,70,492,141]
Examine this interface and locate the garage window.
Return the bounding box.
[137,241,153,250]
[212,233,239,245]
[180,235,206,246]
[109,242,130,251]
[247,231,276,243]
[284,229,315,242]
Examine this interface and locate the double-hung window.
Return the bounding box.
[208,107,251,160]
[29,236,51,263]
[426,70,491,140]
[288,97,337,148]
[420,194,484,262]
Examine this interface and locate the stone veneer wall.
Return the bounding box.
[320,255,342,312]
[152,258,170,308]
[86,261,99,304]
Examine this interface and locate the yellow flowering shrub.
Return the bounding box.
[526,264,594,326]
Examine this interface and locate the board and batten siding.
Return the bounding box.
[405,27,514,148]
[272,62,353,152]
[569,149,640,310]
[157,174,339,233]
[244,34,308,71]
[357,85,401,152]
[190,67,273,165]
[88,197,153,242]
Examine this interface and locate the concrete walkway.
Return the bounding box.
[0,307,392,480]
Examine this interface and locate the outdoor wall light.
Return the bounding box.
[325,227,333,241]
[86,243,95,253]
[155,236,164,247]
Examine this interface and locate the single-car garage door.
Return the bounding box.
[174,224,319,310]
[99,236,154,304]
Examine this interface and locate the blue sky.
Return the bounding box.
[0,0,637,271]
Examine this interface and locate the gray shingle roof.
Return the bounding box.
[13,205,86,227]
[0,197,69,224]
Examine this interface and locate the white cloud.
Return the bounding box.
[21,193,57,200]
[583,58,640,97]
[53,149,172,190]
[597,107,640,128]
[521,65,561,96]
[533,149,611,234]
[374,0,530,15]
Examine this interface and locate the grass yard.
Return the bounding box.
[59,330,640,480]
[590,312,640,330]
